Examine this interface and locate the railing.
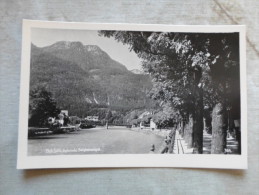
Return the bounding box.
[160,129,176,154]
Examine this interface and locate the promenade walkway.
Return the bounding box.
[172,130,239,154]
[172,130,193,154]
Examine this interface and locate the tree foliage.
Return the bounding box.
[29,86,60,127]
[99,31,239,112]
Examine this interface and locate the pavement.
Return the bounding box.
[203,130,239,154]
[173,130,193,154]
[172,130,239,154]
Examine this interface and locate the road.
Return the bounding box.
[27,126,165,156]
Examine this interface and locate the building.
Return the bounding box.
[150,119,157,130]
[139,119,157,130]
[85,116,99,122]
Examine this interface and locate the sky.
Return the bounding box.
[31,28,142,71]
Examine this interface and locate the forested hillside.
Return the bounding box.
[30,42,157,122]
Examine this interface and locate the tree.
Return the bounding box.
[99,31,205,153]
[152,103,180,129]
[99,31,240,154]
[29,86,60,127]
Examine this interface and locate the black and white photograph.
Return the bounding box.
[17,20,247,169]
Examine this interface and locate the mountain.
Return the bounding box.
[41,41,127,73]
[30,41,157,123]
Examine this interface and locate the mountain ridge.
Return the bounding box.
[34,41,128,73]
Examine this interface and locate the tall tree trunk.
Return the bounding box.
[211,102,227,154]
[193,87,204,154]
[191,68,204,154]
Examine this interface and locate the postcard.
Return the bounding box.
[17,20,247,169]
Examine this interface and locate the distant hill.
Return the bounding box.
[30,41,157,122]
